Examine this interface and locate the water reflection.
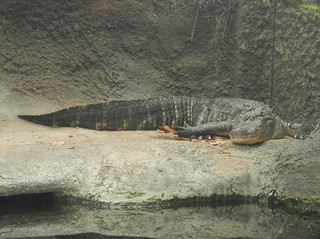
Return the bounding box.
[0,194,318,239]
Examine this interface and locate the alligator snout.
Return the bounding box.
[230,117,275,144]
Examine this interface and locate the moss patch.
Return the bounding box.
[174,57,208,69]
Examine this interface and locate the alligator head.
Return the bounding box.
[230,115,277,144]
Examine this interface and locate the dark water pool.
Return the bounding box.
[0,193,319,239]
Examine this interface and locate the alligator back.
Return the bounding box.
[18,97,202,131]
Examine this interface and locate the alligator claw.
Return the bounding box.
[174,125,214,140]
[196,135,213,140]
[206,135,212,140]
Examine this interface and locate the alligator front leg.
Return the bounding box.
[284,122,311,139]
[174,121,233,139]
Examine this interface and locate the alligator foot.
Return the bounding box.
[175,125,213,139]
[174,125,213,140]
[174,122,232,139]
[174,125,199,138]
[295,126,312,139]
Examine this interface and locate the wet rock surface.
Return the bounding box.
[0,196,319,239]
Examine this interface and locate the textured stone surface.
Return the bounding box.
[0,115,319,209]
[0,0,319,210]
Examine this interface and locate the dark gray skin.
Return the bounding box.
[18,97,310,145]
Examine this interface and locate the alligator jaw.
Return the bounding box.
[229,127,263,144]
[230,134,266,144]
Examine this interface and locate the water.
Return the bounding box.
[0,194,319,239]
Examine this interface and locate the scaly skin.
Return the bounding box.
[18,97,310,144]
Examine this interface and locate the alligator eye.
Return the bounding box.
[254,115,259,119]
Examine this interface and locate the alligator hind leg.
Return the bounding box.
[174,121,233,139]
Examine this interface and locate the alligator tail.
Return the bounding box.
[18,114,57,127]
[18,106,86,128]
[18,97,197,131]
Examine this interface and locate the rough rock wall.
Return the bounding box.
[272,2,320,128]
[0,0,319,127]
[233,1,274,103]
[0,0,168,105]
[234,1,320,128]
[0,0,236,107]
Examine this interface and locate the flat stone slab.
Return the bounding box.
[0,117,319,208]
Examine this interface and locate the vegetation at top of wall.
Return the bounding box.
[298,3,320,21]
[280,0,320,21]
[301,4,320,11]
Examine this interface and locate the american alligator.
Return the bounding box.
[18,97,310,144]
